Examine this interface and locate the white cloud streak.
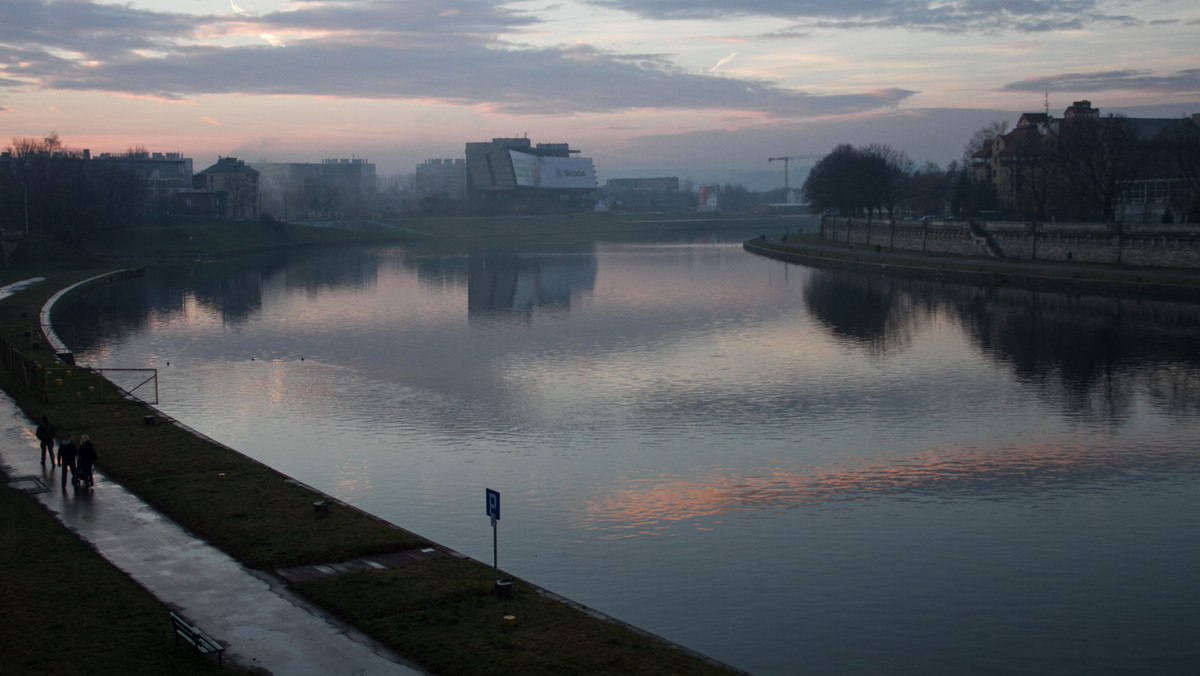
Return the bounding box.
[584,0,1135,32]
[709,52,738,72]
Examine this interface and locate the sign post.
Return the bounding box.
[486,488,511,595]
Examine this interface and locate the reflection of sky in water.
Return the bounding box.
[576,435,1200,538]
[60,234,1200,676]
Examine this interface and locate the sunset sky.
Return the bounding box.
[1,0,1198,187]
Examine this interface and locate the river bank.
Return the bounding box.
[745,234,1200,302]
[1,221,750,674]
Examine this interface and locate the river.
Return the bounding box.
[56,223,1200,675]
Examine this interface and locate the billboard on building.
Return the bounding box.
[698,184,719,211]
[509,151,597,189]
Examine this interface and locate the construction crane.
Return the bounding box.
[768,155,820,192]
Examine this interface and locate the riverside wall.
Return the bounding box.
[821,217,1200,269]
[40,268,145,362]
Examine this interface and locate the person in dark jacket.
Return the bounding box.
[36,416,57,466]
[57,435,77,490]
[77,434,97,488]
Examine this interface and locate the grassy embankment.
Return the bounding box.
[0,219,740,675]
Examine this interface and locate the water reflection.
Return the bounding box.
[466,248,596,320]
[53,233,1200,676]
[805,270,925,353]
[804,269,1200,421]
[59,243,1200,434]
[577,437,1200,535]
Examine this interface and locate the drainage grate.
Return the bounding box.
[9,476,51,494]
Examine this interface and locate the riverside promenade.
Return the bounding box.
[0,392,429,675]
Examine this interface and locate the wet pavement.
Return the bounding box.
[0,393,428,675]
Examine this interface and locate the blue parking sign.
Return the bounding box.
[486,488,500,520]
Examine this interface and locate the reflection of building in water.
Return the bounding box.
[467,250,597,320]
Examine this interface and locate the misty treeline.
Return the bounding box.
[802,115,1200,223]
[0,134,146,241]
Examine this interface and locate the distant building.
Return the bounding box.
[605,177,679,191]
[464,138,597,212]
[251,158,376,221]
[602,177,685,212]
[173,190,228,219]
[973,100,1200,222]
[414,158,467,200]
[194,157,260,220]
[88,151,194,214]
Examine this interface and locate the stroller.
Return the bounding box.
[71,461,94,490]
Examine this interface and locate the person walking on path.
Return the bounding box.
[36,416,56,466]
[77,434,97,488]
[57,434,77,490]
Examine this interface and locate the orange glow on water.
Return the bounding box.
[575,438,1195,538]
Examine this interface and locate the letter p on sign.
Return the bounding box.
[486,488,500,521]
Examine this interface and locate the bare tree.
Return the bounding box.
[1003,131,1062,222]
[909,162,951,216]
[863,143,913,220]
[224,173,258,219]
[1162,117,1200,221]
[961,120,1010,166]
[4,134,91,238]
[1059,114,1146,223]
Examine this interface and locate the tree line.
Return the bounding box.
[802,115,1200,223]
[0,134,146,241]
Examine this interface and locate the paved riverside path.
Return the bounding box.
[0,393,428,676]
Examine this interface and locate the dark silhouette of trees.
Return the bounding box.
[1058,114,1146,222]
[1,134,143,240]
[909,161,952,217]
[863,143,913,220]
[1162,117,1200,222]
[803,143,912,218]
[1000,128,1062,222]
[802,144,859,216]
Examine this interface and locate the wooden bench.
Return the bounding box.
[170,611,225,665]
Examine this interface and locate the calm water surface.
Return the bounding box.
[58,225,1200,675]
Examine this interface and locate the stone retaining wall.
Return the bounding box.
[41,268,144,362]
[821,217,1200,268]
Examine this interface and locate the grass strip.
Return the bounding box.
[295,557,734,676]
